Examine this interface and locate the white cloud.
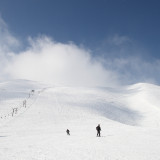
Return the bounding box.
[0,16,19,81]
[5,36,118,87]
[0,18,119,86]
[1,17,160,86]
[0,16,20,52]
[103,57,160,85]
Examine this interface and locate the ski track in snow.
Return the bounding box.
[0,80,160,160]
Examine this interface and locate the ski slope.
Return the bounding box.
[0,80,160,160]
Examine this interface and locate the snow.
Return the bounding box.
[1,80,160,160]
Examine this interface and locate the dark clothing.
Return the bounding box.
[66,129,70,135]
[96,125,101,137]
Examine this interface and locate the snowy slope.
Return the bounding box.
[0,80,160,160]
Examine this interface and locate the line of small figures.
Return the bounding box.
[0,89,35,120]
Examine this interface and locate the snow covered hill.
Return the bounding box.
[0,80,160,160]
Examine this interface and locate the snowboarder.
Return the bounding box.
[66,129,70,135]
[96,124,101,137]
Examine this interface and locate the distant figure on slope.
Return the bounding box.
[96,124,101,137]
[66,129,70,135]
[23,100,26,108]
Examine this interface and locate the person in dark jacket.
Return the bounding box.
[96,124,101,137]
[66,129,70,135]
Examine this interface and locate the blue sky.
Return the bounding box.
[0,0,160,56]
[0,0,160,86]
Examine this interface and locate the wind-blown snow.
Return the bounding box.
[0,80,160,160]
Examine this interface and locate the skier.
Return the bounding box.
[96,124,101,137]
[66,129,70,135]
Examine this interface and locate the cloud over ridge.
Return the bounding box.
[1,17,160,87]
[4,36,118,86]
